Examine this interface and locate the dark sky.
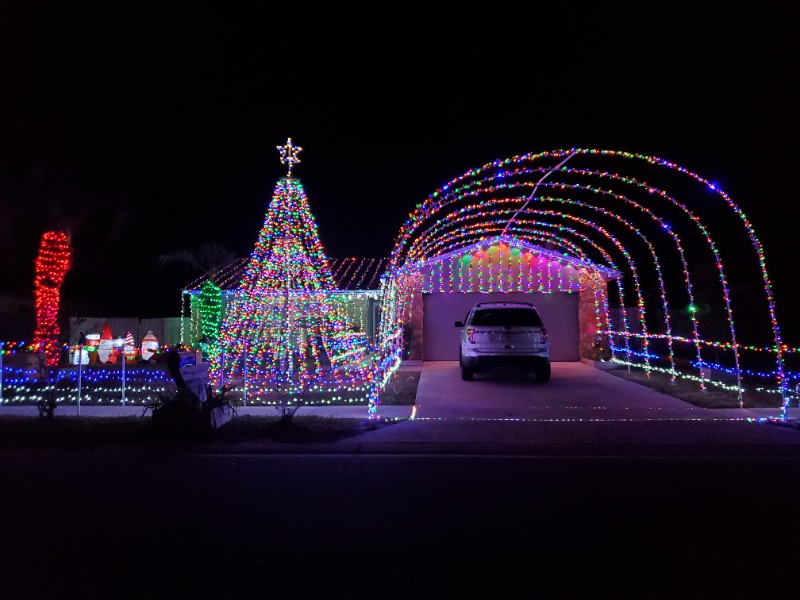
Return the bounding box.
[1,1,799,332]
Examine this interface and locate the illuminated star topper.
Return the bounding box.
[277,137,302,177]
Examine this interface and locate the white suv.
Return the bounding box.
[455,301,551,382]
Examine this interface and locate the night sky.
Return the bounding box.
[2,2,799,339]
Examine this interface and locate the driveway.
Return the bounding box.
[413,360,785,421]
[417,361,712,421]
[354,361,800,453]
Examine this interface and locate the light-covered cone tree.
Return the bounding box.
[210,139,372,413]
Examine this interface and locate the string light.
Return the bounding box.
[2,147,795,420]
[32,230,72,366]
[376,148,794,417]
[210,141,376,412]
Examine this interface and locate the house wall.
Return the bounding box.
[187,290,383,346]
[578,268,610,359]
[421,247,583,294]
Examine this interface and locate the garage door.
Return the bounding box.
[422,292,579,361]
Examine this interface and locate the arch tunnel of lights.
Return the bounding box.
[372,148,796,420]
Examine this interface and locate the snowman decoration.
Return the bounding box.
[97,322,116,364]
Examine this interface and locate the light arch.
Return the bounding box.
[373,148,790,420]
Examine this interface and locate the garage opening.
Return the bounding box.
[423,292,579,361]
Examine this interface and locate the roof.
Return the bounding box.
[473,302,535,308]
[183,257,389,292]
[400,235,622,281]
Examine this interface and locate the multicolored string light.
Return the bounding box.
[376,148,792,418]
[210,141,374,409]
[32,230,72,366]
[8,147,791,418]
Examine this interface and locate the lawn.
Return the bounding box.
[377,368,420,405]
[12,363,789,447]
[0,413,406,447]
[604,366,788,409]
[0,368,421,447]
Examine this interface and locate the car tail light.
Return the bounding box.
[467,328,476,344]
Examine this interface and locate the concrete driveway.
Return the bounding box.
[353,361,800,454]
[413,360,788,421]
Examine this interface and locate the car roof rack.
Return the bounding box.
[474,301,534,307]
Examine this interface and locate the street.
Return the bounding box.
[2,361,799,598]
[2,450,798,599]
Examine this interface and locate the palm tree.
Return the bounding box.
[154,242,238,278]
[155,242,239,348]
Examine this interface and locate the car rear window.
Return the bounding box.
[471,308,543,327]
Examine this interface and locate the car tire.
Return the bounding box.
[536,362,551,383]
[459,350,474,381]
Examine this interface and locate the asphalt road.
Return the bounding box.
[1,452,798,599]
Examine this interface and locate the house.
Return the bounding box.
[380,235,621,362]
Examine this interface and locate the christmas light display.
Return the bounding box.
[0,361,178,406]
[375,148,795,420]
[412,190,715,380]
[32,230,72,366]
[0,339,204,406]
[209,140,373,407]
[184,257,388,293]
[5,147,795,421]
[196,278,223,359]
[183,259,385,353]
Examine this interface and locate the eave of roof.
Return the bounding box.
[396,235,622,280]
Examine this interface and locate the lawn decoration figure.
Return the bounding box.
[97,322,115,364]
[141,330,159,361]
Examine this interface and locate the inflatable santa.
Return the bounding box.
[98,322,116,364]
[140,330,159,361]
